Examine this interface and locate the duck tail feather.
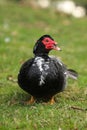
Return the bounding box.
[67,69,78,80]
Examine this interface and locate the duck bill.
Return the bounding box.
[53,42,61,51]
[53,46,61,51]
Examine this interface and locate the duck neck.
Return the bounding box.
[34,53,49,58]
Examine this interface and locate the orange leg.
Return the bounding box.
[25,96,36,105]
[49,96,55,105]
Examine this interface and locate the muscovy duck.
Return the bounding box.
[18,35,78,104]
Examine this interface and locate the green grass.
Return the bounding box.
[0,2,87,130]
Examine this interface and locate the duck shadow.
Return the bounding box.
[1,91,32,107]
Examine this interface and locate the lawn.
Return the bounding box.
[0,2,87,130]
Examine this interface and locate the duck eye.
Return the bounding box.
[46,39,49,42]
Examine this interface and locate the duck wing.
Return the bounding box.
[18,58,34,88]
[50,56,78,80]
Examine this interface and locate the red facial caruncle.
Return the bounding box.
[42,37,61,51]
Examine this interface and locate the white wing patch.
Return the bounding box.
[39,75,45,86]
[34,57,44,72]
[33,57,49,86]
[64,71,68,78]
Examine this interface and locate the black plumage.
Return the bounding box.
[18,35,78,104]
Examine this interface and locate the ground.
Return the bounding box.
[0,2,87,130]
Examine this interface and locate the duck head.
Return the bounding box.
[33,35,61,55]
